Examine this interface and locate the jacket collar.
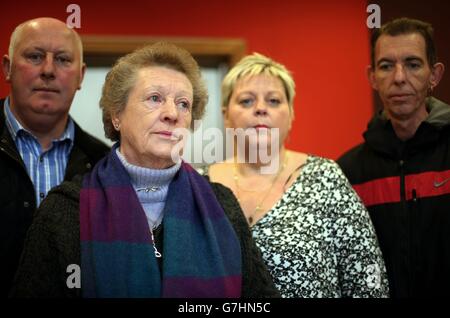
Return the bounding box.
[425,97,450,128]
[0,99,22,162]
[363,97,450,159]
[2,97,75,145]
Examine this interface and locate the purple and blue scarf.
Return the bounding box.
[80,146,242,297]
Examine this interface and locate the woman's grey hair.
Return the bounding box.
[100,42,208,141]
[221,52,296,118]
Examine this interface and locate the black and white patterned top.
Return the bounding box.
[199,155,390,298]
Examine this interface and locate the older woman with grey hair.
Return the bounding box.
[10,43,279,298]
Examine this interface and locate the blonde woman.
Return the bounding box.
[202,53,389,298]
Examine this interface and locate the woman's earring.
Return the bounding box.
[114,121,120,130]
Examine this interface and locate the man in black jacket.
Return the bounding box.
[338,18,448,297]
[0,17,109,296]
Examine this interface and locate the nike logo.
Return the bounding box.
[434,178,450,188]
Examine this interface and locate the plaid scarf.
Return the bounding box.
[80,146,242,297]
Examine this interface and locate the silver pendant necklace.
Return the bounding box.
[150,230,162,258]
[137,186,160,193]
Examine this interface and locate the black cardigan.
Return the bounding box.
[10,175,280,298]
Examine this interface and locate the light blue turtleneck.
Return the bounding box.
[116,148,181,230]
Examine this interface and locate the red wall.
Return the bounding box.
[0,0,373,159]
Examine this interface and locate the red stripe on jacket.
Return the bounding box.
[353,170,450,207]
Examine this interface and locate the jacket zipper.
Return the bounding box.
[0,138,28,170]
[399,159,413,296]
[399,158,415,296]
[0,138,37,208]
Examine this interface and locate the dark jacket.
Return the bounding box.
[0,98,110,297]
[338,97,450,298]
[10,175,280,298]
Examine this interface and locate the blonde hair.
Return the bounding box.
[221,53,296,117]
[100,42,208,141]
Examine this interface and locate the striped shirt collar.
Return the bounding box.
[4,97,75,145]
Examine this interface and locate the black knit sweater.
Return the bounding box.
[10,176,280,298]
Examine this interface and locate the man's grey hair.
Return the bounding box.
[8,18,84,65]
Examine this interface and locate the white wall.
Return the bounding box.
[70,67,226,165]
[71,67,112,145]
